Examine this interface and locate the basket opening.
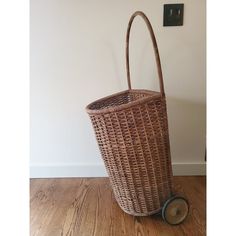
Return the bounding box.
[87,90,157,111]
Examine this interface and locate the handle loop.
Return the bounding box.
[126,11,165,97]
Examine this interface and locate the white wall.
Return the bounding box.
[30,0,206,177]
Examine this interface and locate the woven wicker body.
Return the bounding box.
[86,11,174,216]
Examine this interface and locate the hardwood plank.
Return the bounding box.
[30,176,206,236]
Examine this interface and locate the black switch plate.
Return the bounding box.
[163,4,184,26]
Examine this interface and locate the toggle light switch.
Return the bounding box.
[163,4,184,26]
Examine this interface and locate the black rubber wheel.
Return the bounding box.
[162,196,189,225]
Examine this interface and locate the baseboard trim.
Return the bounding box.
[30,162,206,178]
[30,163,107,178]
[172,163,206,176]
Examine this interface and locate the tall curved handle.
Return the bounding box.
[126,11,165,97]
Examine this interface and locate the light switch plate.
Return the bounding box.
[163,4,184,26]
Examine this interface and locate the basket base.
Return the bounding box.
[116,201,162,216]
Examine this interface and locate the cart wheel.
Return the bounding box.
[162,196,189,225]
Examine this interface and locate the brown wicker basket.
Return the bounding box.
[86,11,174,216]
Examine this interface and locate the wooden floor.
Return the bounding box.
[30,176,206,236]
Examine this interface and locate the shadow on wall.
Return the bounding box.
[166,96,206,163]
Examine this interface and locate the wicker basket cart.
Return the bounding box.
[86,11,189,225]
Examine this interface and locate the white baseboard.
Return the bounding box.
[30,162,206,178]
[172,163,206,176]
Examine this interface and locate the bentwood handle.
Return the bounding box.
[126,11,165,97]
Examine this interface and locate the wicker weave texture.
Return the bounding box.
[86,11,174,216]
[86,90,173,216]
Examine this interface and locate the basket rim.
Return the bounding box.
[85,89,162,115]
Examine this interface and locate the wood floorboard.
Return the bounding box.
[30,176,206,236]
